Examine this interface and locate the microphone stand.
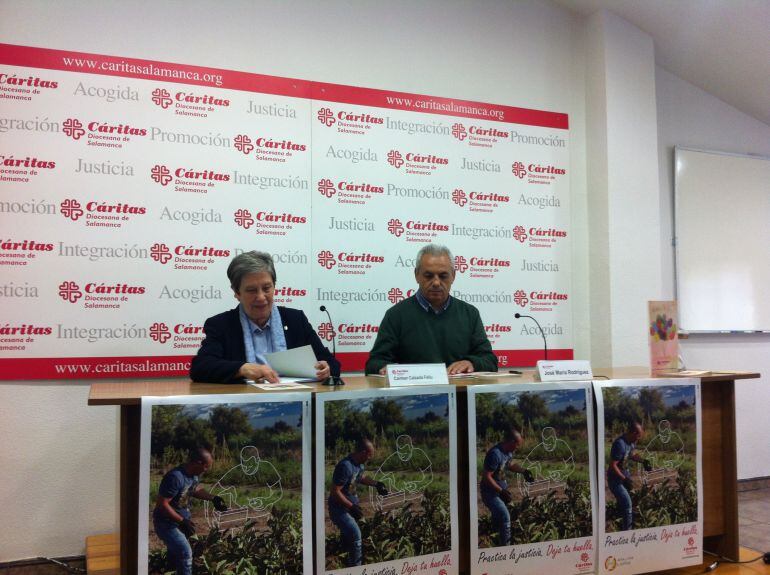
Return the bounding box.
[320,305,345,386]
[515,313,548,361]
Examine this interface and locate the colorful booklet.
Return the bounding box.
[649,301,679,374]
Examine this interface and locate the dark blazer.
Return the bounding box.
[190,306,340,383]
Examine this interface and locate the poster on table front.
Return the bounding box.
[138,393,312,575]
[594,379,702,575]
[315,386,459,575]
[467,382,597,575]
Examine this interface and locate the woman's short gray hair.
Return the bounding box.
[414,244,454,274]
[227,251,276,292]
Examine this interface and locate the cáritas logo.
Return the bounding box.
[1,155,55,169]
[150,243,230,265]
[58,280,145,307]
[151,90,230,108]
[512,161,566,179]
[151,164,229,192]
[390,150,449,168]
[454,256,510,273]
[317,250,384,274]
[387,218,449,241]
[0,73,58,89]
[317,107,383,132]
[317,321,335,341]
[233,209,307,236]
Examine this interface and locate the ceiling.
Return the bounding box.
[552,0,770,126]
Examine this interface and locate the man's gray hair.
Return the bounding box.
[227,251,276,292]
[415,244,454,274]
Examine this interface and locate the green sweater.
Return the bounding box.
[365,296,498,374]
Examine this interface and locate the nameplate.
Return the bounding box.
[386,363,449,387]
[536,360,593,381]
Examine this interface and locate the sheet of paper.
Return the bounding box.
[264,345,318,378]
[248,381,313,390]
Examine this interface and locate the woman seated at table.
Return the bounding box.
[190,250,340,383]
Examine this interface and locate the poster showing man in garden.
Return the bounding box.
[595,379,703,575]
[467,382,597,575]
[316,387,459,575]
[138,394,313,575]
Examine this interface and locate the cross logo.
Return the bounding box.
[150,165,172,186]
[387,218,404,237]
[62,118,85,140]
[581,553,590,563]
[58,281,82,303]
[151,88,173,109]
[150,243,172,264]
[317,322,335,341]
[688,537,694,546]
[317,250,336,270]
[317,107,335,127]
[233,209,254,229]
[149,322,171,344]
[512,161,527,179]
[451,123,467,141]
[452,189,468,207]
[317,178,336,198]
[387,288,405,304]
[513,225,528,243]
[454,255,468,273]
[60,199,84,221]
[387,149,404,169]
[514,289,529,307]
[234,134,254,155]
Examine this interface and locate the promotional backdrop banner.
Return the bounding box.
[315,386,459,575]
[0,43,571,379]
[138,393,313,575]
[467,382,597,575]
[594,379,703,575]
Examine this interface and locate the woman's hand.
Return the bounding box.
[239,363,279,383]
[315,361,331,381]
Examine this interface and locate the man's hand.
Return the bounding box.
[178,518,196,538]
[622,477,634,492]
[315,361,331,381]
[642,459,653,472]
[212,496,228,512]
[522,469,535,483]
[447,360,474,375]
[499,489,513,504]
[239,363,279,383]
[349,504,364,521]
[375,481,389,496]
[211,495,227,511]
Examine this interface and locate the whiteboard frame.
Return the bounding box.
[673,146,770,334]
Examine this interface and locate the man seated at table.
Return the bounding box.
[365,244,497,375]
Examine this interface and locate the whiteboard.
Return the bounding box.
[674,147,770,332]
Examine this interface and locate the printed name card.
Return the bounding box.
[536,360,593,381]
[386,363,449,386]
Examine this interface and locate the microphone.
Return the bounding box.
[319,305,344,386]
[319,305,335,356]
[515,313,548,361]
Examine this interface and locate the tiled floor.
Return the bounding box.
[740,487,770,553]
